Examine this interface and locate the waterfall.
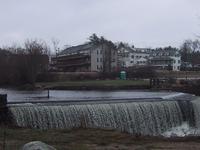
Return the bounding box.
[191,98,200,128]
[9,100,184,136]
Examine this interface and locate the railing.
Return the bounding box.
[53,61,90,68]
[52,55,90,61]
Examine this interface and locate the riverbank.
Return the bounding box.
[35,80,150,90]
[1,127,200,150]
[2,79,200,97]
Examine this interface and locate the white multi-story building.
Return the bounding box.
[149,49,181,71]
[118,47,150,68]
[118,46,181,71]
[52,43,118,72]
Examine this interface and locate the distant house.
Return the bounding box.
[118,46,150,68]
[136,57,148,66]
[51,43,118,72]
[118,46,181,71]
[149,49,181,71]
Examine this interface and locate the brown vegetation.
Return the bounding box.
[0,39,49,85]
[1,127,200,150]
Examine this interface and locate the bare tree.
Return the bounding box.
[51,38,60,56]
[180,39,200,66]
[24,39,49,55]
[0,39,49,85]
[23,39,49,84]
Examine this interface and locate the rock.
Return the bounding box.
[21,141,56,150]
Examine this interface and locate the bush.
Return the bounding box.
[37,72,101,82]
[167,77,177,84]
[99,71,120,80]
[126,66,156,79]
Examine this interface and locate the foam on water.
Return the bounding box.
[191,98,200,128]
[162,122,192,137]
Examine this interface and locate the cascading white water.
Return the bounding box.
[191,98,200,128]
[9,101,184,136]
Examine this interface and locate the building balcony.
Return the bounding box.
[52,61,90,68]
[52,54,90,62]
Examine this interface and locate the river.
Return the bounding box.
[0,88,190,103]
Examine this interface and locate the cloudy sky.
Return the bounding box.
[0,0,200,49]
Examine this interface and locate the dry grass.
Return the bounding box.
[1,127,200,150]
[36,80,149,90]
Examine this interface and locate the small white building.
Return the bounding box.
[118,46,181,71]
[118,47,150,68]
[136,57,148,66]
[149,49,181,71]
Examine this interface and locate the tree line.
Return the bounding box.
[0,35,200,86]
[0,39,49,85]
[180,39,200,66]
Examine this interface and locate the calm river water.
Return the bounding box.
[0,88,185,103]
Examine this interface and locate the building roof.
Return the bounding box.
[118,47,150,54]
[151,49,180,57]
[132,48,150,54]
[60,43,94,55]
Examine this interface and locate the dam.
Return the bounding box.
[1,90,200,136]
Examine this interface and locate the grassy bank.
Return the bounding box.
[36,80,150,90]
[1,127,200,150]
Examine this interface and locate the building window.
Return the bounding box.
[97,50,99,54]
[178,60,181,64]
[100,50,102,54]
[100,58,103,62]
[97,58,99,62]
[130,61,133,63]
[97,65,99,69]
[131,55,134,59]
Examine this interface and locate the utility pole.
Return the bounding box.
[47,89,50,99]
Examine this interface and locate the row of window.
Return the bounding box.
[173,60,181,64]
[152,53,180,57]
[137,61,146,64]
[131,55,148,59]
[97,58,116,62]
[130,61,146,64]
[174,66,180,70]
[97,58,103,62]
[97,50,102,55]
[97,50,116,55]
[97,65,103,70]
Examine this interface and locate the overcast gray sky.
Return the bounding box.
[0,0,200,49]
